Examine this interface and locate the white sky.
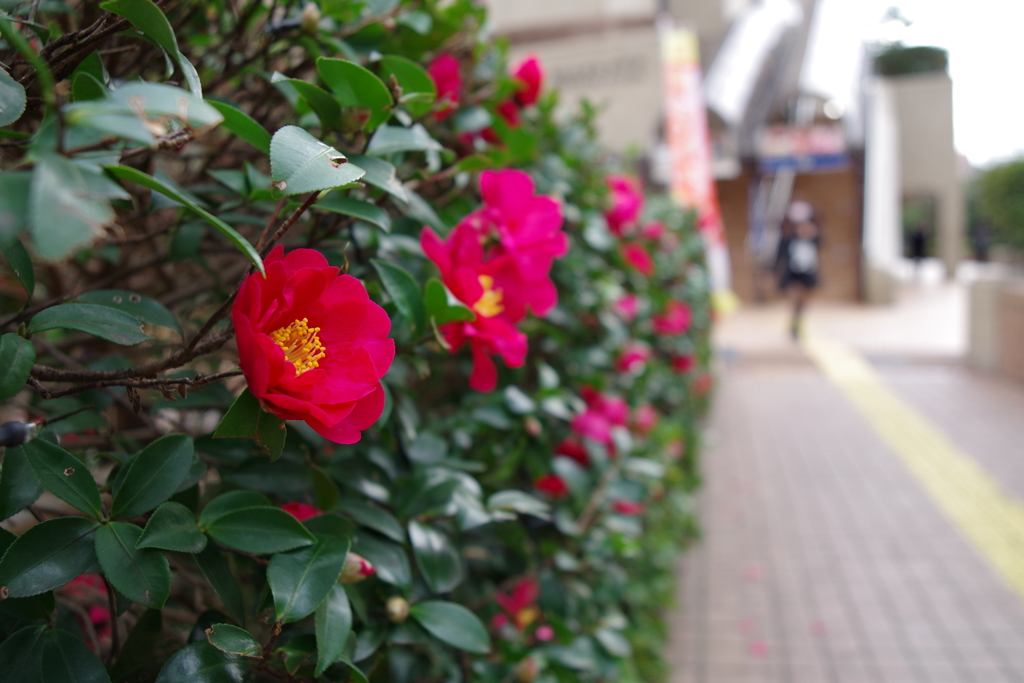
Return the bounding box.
[892,0,1024,167]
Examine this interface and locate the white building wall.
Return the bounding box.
[862,76,901,303]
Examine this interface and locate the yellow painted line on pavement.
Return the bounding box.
[804,333,1024,600]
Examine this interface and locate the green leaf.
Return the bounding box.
[408,600,491,654]
[193,544,246,625]
[314,584,352,676]
[0,66,26,127]
[352,530,409,587]
[345,154,407,201]
[408,520,463,594]
[71,72,107,102]
[95,522,171,608]
[137,501,208,553]
[206,623,262,658]
[0,445,43,520]
[40,628,113,683]
[270,73,340,129]
[75,289,182,335]
[407,432,447,464]
[105,165,263,275]
[27,303,151,345]
[0,333,34,402]
[22,439,103,520]
[487,490,551,521]
[29,153,114,260]
[0,516,98,597]
[205,507,316,554]
[111,434,194,520]
[269,125,365,196]
[334,498,404,543]
[213,388,287,461]
[371,259,425,334]
[154,642,250,683]
[1,237,35,300]
[316,195,390,232]
[366,124,441,156]
[206,100,271,154]
[424,278,475,326]
[111,609,163,681]
[0,625,46,683]
[316,58,394,130]
[311,465,340,511]
[100,0,202,97]
[398,188,448,233]
[198,490,273,527]
[378,55,435,118]
[268,536,349,623]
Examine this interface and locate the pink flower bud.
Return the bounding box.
[338,552,376,584]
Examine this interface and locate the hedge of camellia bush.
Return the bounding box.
[0,1,712,682]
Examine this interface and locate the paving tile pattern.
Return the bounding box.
[667,359,1024,683]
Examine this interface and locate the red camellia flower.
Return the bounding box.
[511,55,544,107]
[611,293,638,322]
[641,221,666,240]
[653,300,692,335]
[64,574,111,647]
[422,170,566,391]
[617,340,651,373]
[571,386,628,447]
[280,501,322,521]
[495,98,521,128]
[534,473,569,498]
[555,436,590,467]
[428,53,462,120]
[612,499,647,515]
[620,241,654,277]
[631,403,659,434]
[671,354,696,374]
[605,175,643,236]
[493,577,545,634]
[233,246,395,443]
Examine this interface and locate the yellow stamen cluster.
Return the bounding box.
[473,275,505,318]
[270,318,326,375]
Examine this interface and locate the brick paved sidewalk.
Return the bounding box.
[667,351,1024,683]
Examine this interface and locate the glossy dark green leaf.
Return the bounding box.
[111,434,194,520]
[315,583,352,676]
[193,544,246,625]
[29,154,115,260]
[344,154,406,201]
[378,55,435,117]
[1,236,34,299]
[22,439,103,519]
[206,623,261,657]
[316,58,394,130]
[206,507,316,554]
[0,445,43,520]
[351,530,409,587]
[95,522,171,608]
[399,187,448,233]
[269,126,365,196]
[137,501,207,553]
[27,303,150,345]
[371,259,425,334]
[0,516,98,597]
[40,627,113,683]
[407,432,448,465]
[366,124,441,156]
[0,625,46,683]
[0,66,27,127]
[394,473,459,520]
[198,490,273,527]
[424,278,475,326]
[270,74,340,129]
[311,465,341,511]
[154,642,251,683]
[408,600,490,654]
[213,389,287,461]
[71,72,107,101]
[206,100,271,154]
[334,498,404,543]
[100,0,202,97]
[105,166,263,274]
[408,520,463,594]
[111,609,163,681]
[316,194,391,232]
[0,333,34,402]
[0,530,55,621]
[268,536,349,623]
[75,289,182,335]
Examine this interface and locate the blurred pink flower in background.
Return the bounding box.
[653,300,692,336]
[428,53,462,120]
[611,293,638,322]
[605,175,643,236]
[620,242,654,276]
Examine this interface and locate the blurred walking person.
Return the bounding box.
[776,201,820,340]
[909,223,928,277]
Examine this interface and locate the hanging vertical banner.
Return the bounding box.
[660,24,734,299]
